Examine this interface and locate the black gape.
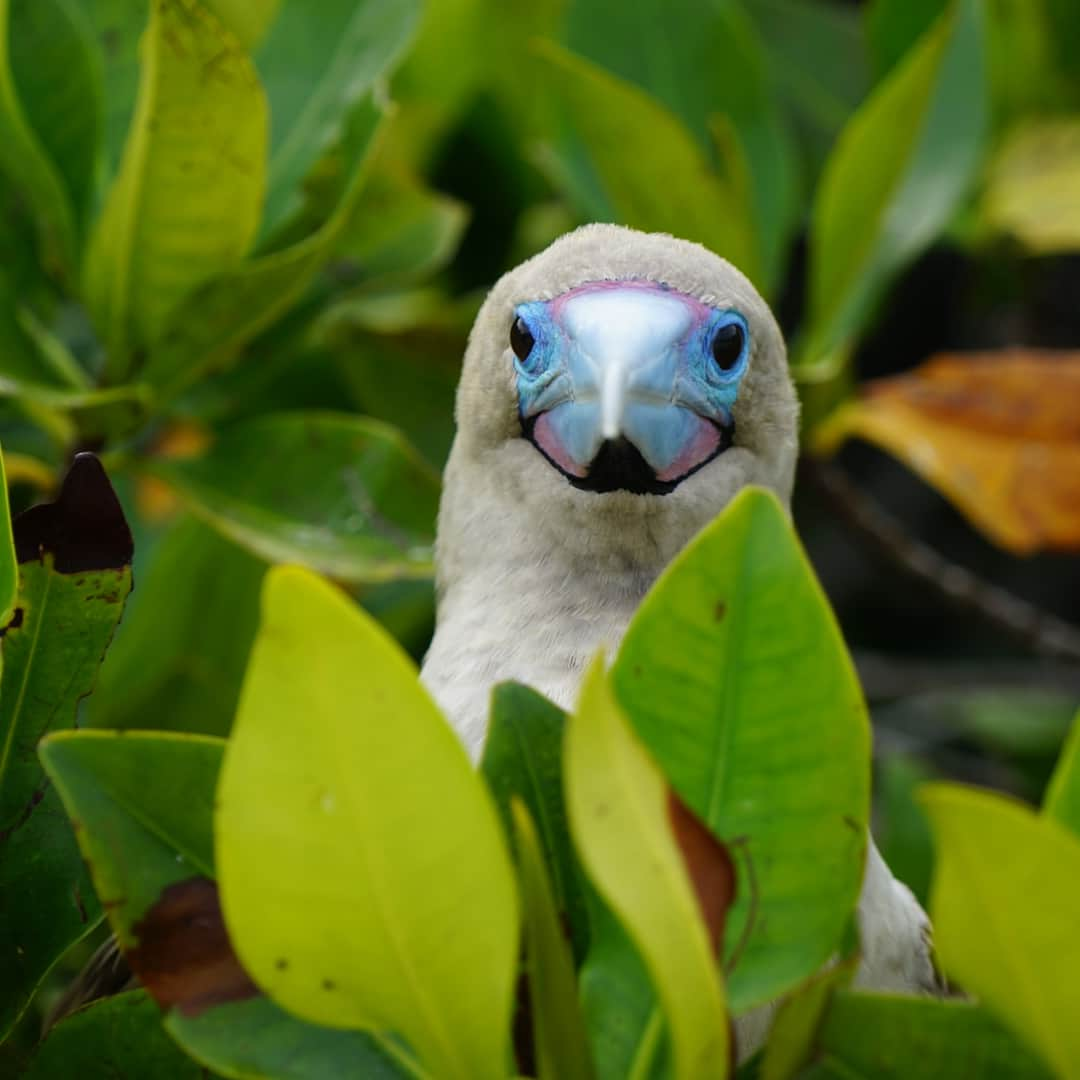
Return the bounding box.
[522,417,735,496]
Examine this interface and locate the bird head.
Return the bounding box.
[442,225,799,575]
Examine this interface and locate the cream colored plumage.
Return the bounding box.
[419,223,937,1056]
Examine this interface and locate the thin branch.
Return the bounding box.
[805,459,1080,665]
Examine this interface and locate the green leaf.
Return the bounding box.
[611,487,869,1013]
[0,454,132,1039]
[254,0,420,241]
[567,658,729,1080]
[561,0,797,293]
[802,0,987,371]
[743,0,869,174]
[1044,711,1080,836]
[760,962,854,1080]
[8,0,101,252]
[0,443,14,624]
[83,0,268,382]
[0,0,82,271]
[535,41,759,287]
[802,991,1054,1079]
[578,897,663,1080]
[39,730,222,943]
[920,783,1080,1078]
[481,682,588,961]
[203,0,279,48]
[89,514,264,737]
[335,164,469,287]
[512,801,595,1080]
[873,754,935,907]
[39,730,415,1080]
[217,566,519,1079]
[25,990,203,1080]
[167,995,415,1080]
[147,412,439,583]
[142,94,385,400]
[865,0,941,78]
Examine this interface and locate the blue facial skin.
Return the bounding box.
[512,292,750,480]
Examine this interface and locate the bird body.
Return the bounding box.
[420,223,937,1057]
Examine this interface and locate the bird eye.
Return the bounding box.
[710,321,745,371]
[510,316,535,361]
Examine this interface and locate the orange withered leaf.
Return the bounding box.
[812,350,1080,554]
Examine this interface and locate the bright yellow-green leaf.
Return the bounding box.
[217,566,519,1080]
[84,0,268,382]
[204,0,279,48]
[511,801,594,1080]
[0,443,14,626]
[920,783,1080,1079]
[980,119,1080,255]
[1044,711,1080,839]
[0,0,80,271]
[612,487,869,1013]
[802,0,986,372]
[566,659,729,1080]
[143,93,386,400]
[535,41,760,289]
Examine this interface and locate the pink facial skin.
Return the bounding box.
[654,418,722,482]
[533,412,588,477]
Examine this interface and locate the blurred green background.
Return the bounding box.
[1,0,1079,1055]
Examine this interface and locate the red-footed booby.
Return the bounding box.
[420,223,937,1054]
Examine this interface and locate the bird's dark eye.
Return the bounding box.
[711,321,745,371]
[510,316,535,361]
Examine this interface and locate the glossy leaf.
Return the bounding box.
[812,350,1080,554]
[0,443,14,624]
[481,682,588,960]
[0,0,82,270]
[920,783,1080,1078]
[566,659,729,1080]
[802,991,1053,1080]
[1043,710,1080,840]
[142,94,385,399]
[254,0,420,241]
[802,0,986,371]
[84,0,268,380]
[535,41,759,287]
[8,0,101,252]
[217,566,519,1078]
[612,486,869,1013]
[0,454,132,1038]
[39,730,414,1079]
[980,119,1080,255]
[148,412,439,583]
[512,801,595,1080]
[24,991,203,1080]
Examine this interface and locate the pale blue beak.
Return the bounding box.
[513,281,749,492]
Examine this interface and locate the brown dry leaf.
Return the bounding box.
[128,877,259,1018]
[666,789,736,956]
[812,350,1080,555]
